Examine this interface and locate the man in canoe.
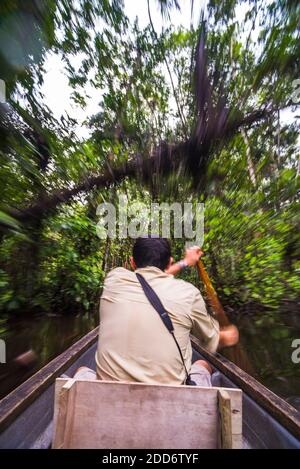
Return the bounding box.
[77,237,239,386]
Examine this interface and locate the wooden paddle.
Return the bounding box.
[196,259,230,327]
[196,259,255,375]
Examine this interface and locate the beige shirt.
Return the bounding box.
[96,266,220,385]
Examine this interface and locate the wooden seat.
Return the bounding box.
[52,378,242,449]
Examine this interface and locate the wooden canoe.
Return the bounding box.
[0,326,300,449]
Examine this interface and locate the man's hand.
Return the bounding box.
[165,246,204,275]
[184,246,204,267]
[218,325,239,349]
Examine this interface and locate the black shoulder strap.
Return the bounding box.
[136,273,174,333]
[136,272,190,382]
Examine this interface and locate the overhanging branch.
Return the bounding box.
[6,106,271,224]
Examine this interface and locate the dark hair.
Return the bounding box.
[132,236,171,271]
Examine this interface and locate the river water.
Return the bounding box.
[0,308,300,412]
[0,312,98,400]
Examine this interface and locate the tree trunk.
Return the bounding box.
[241,129,257,187]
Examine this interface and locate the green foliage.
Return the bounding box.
[202,179,300,308]
[0,0,299,314]
[41,209,105,312]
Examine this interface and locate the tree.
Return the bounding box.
[0,0,299,313]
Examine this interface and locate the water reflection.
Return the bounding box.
[225,309,300,411]
[0,313,97,399]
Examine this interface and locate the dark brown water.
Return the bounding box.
[0,312,98,399]
[230,308,300,411]
[0,308,300,412]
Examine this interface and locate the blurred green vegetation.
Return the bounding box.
[0,0,299,314]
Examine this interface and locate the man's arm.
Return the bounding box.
[191,290,239,352]
[190,290,220,352]
[168,246,239,350]
[165,246,204,275]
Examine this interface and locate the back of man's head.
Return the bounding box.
[132,237,171,271]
